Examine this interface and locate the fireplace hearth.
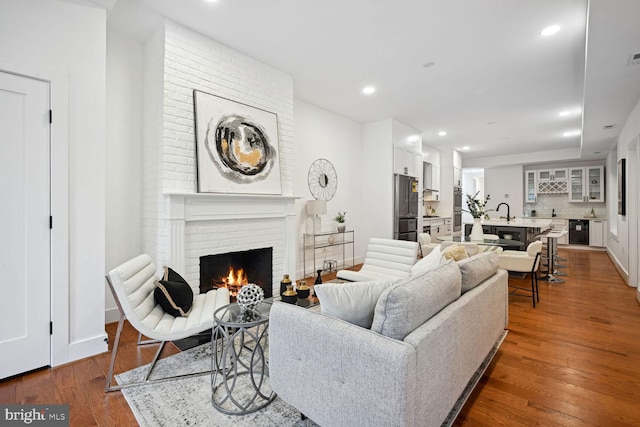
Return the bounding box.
[200,247,273,300]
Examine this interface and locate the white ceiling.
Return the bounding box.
[106,0,640,166]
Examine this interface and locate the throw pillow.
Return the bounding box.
[371,261,462,340]
[162,266,189,284]
[154,266,194,317]
[456,252,500,293]
[443,244,469,261]
[314,279,399,328]
[411,245,445,276]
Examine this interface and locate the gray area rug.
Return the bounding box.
[117,343,318,427]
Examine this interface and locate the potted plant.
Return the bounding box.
[463,192,491,241]
[333,211,346,232]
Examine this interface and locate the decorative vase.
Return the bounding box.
[280,274,291,297]
[470,218,484,241]
[315,269,323,285]
[337,223,346,232]
[296,280,310,299]
[282,284,298,304]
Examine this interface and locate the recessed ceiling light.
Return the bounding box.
[563,130,581,137]
[407,135,420,142]
[362,86,376,95]
[438,131,447,137]
[558,110,571,117]
[540,25,560,37]
[462,146,470,151]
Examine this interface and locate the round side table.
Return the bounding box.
[211,302,275,415]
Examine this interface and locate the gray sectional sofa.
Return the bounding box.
[269,252,508,427]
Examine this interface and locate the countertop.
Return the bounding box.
[525,216,607,221]
[469,218,552,228]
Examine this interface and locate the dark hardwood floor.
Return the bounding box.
[2,249,639,426]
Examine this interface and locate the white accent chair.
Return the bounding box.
[498,241,543,307]
[105,254,230,391]
[337,238,419,282]
[418,232,440,257]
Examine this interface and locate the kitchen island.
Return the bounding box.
[464,218,552,250]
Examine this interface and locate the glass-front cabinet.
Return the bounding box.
[525,170,536,203]
[537,168,568,181]
[569,166,604,202]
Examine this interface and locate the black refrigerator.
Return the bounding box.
[393,174,419,241]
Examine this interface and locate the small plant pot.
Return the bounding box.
[337,224,346,232]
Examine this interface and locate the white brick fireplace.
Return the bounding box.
[142,20,297,297]
[167,193,296,297]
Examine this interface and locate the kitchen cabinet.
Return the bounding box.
[569,166,604,202]
[430,218,447,238]
[525,170,537,203]
[537,168,568,181]
[589,219,606,247]
[393,145,420,178]
[453,166,462,187]
[423,162,440,192]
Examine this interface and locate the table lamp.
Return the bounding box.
[306,200,326,233]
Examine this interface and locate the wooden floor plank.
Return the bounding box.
[2,249,640,426]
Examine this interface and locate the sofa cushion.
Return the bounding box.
[371,261,462,340]
[411,245,445,276]
[442,244,469,261]
[314,279,399,328]
[456,251,500,294]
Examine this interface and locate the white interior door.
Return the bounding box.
[0,71,51,379]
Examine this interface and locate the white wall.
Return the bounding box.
[362,119,394,242]
[0,0,107,364]
[293,99,364,276]
[484,165,524,219]
[609,95,640,289]
[105,30,143,322]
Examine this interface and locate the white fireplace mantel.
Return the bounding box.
[165,192,298,285]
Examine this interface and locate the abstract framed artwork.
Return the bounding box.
[193,90,282,195]
[618,158,626,215]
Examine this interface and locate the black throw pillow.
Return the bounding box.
[154,267,194,317]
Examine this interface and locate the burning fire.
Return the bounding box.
[217,267,249,297]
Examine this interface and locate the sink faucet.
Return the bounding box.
[496,202,512,223]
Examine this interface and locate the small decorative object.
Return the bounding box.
[282,285,298,304]
[315,269,323,285]
[280,274,292,297]
[334,211,346,232]
[464,192,491,241]
[531,210,537,217]
[296,280,310,299]
[236,283,264,312]
[323,259,337,272]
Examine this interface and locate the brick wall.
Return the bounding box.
[143,20,295,292]
[162,20,294,195]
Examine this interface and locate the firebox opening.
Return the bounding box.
[200,247,273,301]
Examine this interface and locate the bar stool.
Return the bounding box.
[538,230,567,284]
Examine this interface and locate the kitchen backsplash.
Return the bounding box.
[523,194,606,219]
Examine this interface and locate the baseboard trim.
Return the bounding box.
[606,249,629,285]
[68,333,109,363]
